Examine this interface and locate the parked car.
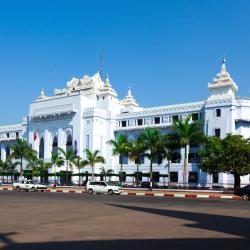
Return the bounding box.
[234,185,250,200]
[13,179,47,192]
[86,181,121,195]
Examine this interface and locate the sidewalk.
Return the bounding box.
[0,185,242,200]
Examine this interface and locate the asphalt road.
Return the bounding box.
[0,191,249,250]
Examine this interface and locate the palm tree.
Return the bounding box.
[172,115,204,187]
[160,134,181,186]
[0,160,7,183]
[108,134,130,185]
[72,156,88,185]
[5,159,19,183]
[26,153,40,180]
[128,138,146,187]
[85,149,105,181]
[58,147,75,186]
[51,152,64,184]
[37,160,52,183]
[10,138,33,177]
[139,128,161,190]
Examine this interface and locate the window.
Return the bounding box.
[6,146,10,157]
[39,138,44,159]
[170,172,178,182]
[6,133,9,138]
[86,135,89,149]
[66,134,73,152]
[135,155,144,164]
[188,153,199,163]
[215,128,221,138]
[16,132,19,138]
[188,172,198,183]
[119,172,126,182]
[154,117,161,124]
[137,119,143,126]
[100,182,107,186]
[152,172,160,182]
[134,172,142,181]
[171,152,181,163]
[191,113,199,121]
[172,115,179,122]
[119,155,128,164]
[212,172,219,183]
[121,121,127,127]
[152,155,162,164]
[52,136,58,154]
[216,109,221,117]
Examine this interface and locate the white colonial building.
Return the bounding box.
[0,60,250,187]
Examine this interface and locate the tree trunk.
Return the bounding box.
[234,173,241,189]
[120,163,123,186]
[150,160,153,190]
[91,165,94,180]
[183,145,189,188]
[66,161,69,186]
[168,160,171,187]
[136,164,139,188]
[54,164,56,184]
[11,170,13,183]
[20,157,23,177]
[79,169,81,186]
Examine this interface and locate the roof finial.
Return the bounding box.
[105,73,111,86]
[221,56,227,73]
[127,86,132,97]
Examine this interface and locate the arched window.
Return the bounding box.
[66,134,72,152]
[52,136,58,154]
[6,146,10,157]
[39,138,44,159]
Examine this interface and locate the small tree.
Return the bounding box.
[172,115,204,187]
[58,148,75,186]
[199,134,250,189]
[37,160,52,183]
[138,128,162,190]
[72,156,88,185]
[128,138,146,187]
[108,134,130,186]
[26,153,40,180]
[0,160,7,183]
[10,138,34,176]
[85,149,105,181]
[160,134,181,186]
[5,159,19,183]
[51,152,64,184]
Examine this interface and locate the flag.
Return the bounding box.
[34,132,37,141]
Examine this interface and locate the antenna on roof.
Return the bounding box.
[99,51,103,80]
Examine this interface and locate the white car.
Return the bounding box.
[13,180,47,192]
[86,181,121,195]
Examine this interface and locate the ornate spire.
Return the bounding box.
[104,74,111,87]
[121,87,138,107]
[208,58,238,99]
[220,57,227,73]
[37,88,47,101]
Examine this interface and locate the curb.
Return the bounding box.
[0,187,242,200]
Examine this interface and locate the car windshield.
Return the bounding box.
[27,181,34,184]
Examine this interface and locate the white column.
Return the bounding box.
[58,128,66,152]
[1,144,6,161]
[44,130,50,160]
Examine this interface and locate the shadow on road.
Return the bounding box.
[0,238,249,250]
[108,204,250,238]
[1,205,249,250]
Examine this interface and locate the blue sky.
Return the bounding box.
[0,0,249,125]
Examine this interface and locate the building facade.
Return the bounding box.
[0,60,250,187]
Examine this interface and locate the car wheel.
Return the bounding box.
[88,188,94,194]
[108,189,114,195]
[25,189,29,192]
[242,194,249,200]
[31,187,36,192]
[16,186,20,192]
